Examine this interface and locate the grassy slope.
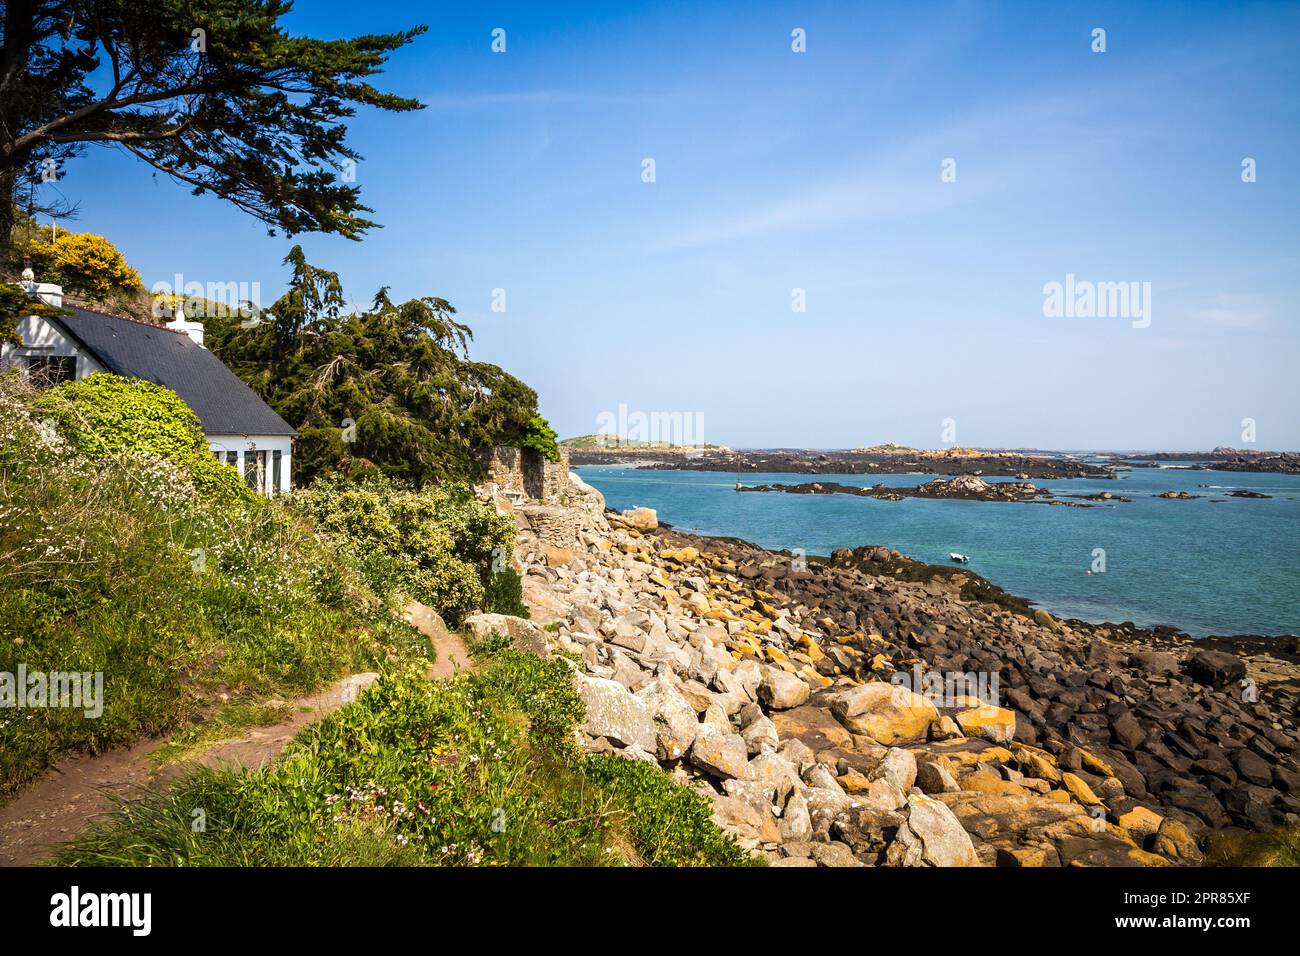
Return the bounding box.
[56,646,757,867]
[0,379,427,796]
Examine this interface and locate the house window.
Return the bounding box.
[244,450,267,492]
[272,450,282,493]
[25,355,76,388]
[226,450,238,469]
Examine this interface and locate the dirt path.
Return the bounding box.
[0,673,379,866]
[0,600,467,866]
[402,601,474,679]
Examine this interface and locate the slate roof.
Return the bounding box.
[50,307,297,437]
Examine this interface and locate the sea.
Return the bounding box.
[576,463,1300,638]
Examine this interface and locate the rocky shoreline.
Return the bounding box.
[487,473,1300,867]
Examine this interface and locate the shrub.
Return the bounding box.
[34,372,254,505]
[290,474,514,623]
[516,413,560,463]
[19,231,143,302]
[483,566,529,618]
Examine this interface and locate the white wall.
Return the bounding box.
[208,434,294,495]
[0,315,105,379]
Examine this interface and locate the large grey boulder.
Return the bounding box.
[606,616,647,653]
[741,714,780,755]
[759,667,811,710]
[810,841,864,867]
[709,793,780,846]
[614,507,657,532]
[780,790,813,842]
[462,613,549,656]
[916,760,960,795]
[778,738,816,775]
[1186,649,1246,688]
[690,722,752,780]
[806,763,847,794]
[806,786,857,839]
[826,682,938,745]
[872,748,918,794]
[575,674,656,752]
[733,659,763,700]
[746,752,800,804]
[636,678,699,761]
[886,794,980,867]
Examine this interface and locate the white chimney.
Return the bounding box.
[19,264,62,306]
[164,301,205,347]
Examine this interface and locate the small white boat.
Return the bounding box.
[949,552,970,563]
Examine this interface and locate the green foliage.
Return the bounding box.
[0,375,426,796]
[483,566,529,618]
[581,755,758,866]
[34,372,254,505]
[205,260,543,485]
[290,473,514,624]
[266,245,344,344]
[517,413,561,463]
[0,281,68,347]
[0,1,426,249]
[57,651,755,867]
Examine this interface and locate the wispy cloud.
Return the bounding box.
[1188,294,1277,330]
[657,89,1128,250]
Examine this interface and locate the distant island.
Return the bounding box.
[562,433,730,453]
[1111,449,1300,474]
[735,474,1130,506]
[568,444,1300,476]
[569,446,1111,478]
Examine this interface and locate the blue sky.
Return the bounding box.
[46,0,1300,449]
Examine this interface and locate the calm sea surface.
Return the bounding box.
[577,464,1300,637]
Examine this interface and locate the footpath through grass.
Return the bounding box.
[56,644,757,867]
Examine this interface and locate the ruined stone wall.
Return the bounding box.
[480,446,571,501]
[477,446,609,552]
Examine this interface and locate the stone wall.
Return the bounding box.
[479,445,570,501]
[478,445,607,551]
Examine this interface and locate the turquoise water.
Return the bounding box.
[577,464,1300,637]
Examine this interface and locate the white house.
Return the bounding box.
[1,276,296,495]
